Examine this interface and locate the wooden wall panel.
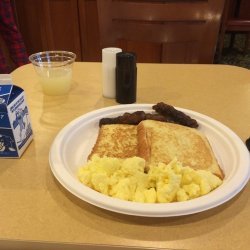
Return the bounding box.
[78,0,101,61]
[97,0,225,63]
[14,0,82,60]
[13,0,44,56]
[13,0,226,63]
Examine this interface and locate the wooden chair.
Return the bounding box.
[96,0,225,63]
[217,0,250,60]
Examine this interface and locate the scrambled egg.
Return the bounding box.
[77,156,222,203]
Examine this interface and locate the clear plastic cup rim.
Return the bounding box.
[29,51,76,68]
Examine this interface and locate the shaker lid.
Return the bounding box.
[102,47,122,67]
[116,52,136,69]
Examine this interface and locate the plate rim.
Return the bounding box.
[49,104,250,217]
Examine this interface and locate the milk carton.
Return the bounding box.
[0,83,33,158]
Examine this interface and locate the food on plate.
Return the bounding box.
[78,156,222,203]
[99,110,171,126]
[137,120,224,179]
[152,102,199,128]
[80,104,224,203]
[88,124,138,160]
[99,102,199,128]
[246,137,250,152]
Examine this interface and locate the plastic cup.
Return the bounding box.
[29,51,76,96]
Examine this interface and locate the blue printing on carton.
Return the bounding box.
[0,84,33,157]
[12,105,32,150]
[0,84,12,98]
[0,129,18,157]
[0,111,11,127]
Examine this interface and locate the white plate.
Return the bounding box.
[49,104,250,217]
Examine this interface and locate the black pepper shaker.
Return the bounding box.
[116,52,137,104]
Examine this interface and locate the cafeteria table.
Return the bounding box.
[1,62,250,250]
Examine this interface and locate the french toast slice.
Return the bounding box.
[137,120,224,179]
[88,124,138,160]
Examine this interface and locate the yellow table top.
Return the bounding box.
[1,62,250,250]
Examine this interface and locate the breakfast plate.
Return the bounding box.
[49,104,250,217]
